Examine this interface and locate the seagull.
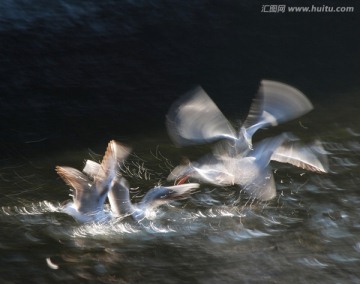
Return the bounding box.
[168,133,328,201]
[83,154,200,222]
[55,140,131,223]
[166,80,313,154]
[166,80,328,200]
[108,176,200,221]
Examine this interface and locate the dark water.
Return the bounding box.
[1,0,360,283]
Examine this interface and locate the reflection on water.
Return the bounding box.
[1,90,360,283]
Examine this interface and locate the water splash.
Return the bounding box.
[1,200,62,216]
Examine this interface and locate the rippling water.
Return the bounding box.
[1,0,360,283]
[1,90,360,283]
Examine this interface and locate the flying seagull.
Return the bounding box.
[166,80,313,153]
[166,80,327,200]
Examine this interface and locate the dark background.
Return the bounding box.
[0,0,359,155]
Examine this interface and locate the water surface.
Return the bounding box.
[1,89,360,283]
[1,1,360,283]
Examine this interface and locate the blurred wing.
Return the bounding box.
[56,166,98,212]
[166,86,237,146]
[96,140,131,182]
[271,140,328,173]
[244,80,313,137]
[138,183,200,211]
[86,140,131,196]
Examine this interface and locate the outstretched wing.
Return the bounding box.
[83,140,131,195]
[95,140,131,182]
[55,166,101,213]
[166,86,237,146]
[243,80,313,139]
[271,140,328,173]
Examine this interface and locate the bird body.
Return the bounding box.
[107,176,199,221]
[55,140,130,223]
[169,134,327,201]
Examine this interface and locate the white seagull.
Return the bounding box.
[55,140,130,223]
[166,80,313,153]
[166,80,328,200]
[168,133,328,201]
[81,143,200,222]
[108,175,199,221]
